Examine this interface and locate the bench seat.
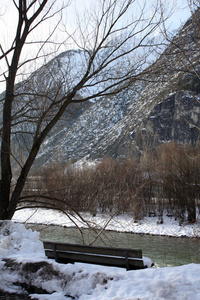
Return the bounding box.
[43,241,151,270]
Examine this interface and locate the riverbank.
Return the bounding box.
[12,208,200,238]
[0,221,200,300]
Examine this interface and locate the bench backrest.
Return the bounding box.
[43,241,143,258]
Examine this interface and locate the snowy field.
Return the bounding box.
[0,220,200,300]
[0,208,199,299]
[13,208,200,237]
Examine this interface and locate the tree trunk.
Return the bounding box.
[0,0,49,220]
[0,76,15,220]
[187,200,196,223]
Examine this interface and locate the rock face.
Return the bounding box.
[5,9,200,168]
[136,92,200,148]
[34,9,200,166]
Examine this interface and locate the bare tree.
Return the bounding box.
[0,0,169,220]
[188,0,200,11]
[158,1,200,85]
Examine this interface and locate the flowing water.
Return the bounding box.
[26,224,200,268]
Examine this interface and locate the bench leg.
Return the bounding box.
[124,251,129,271]
[53,244,58,262]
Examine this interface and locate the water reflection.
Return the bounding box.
[26,224,200,268]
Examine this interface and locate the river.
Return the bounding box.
[26,224,200,268]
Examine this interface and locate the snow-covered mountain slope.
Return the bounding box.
[7,9,200,168]
[33,10,200,166]
[35,88,137,165]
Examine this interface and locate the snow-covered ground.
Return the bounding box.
[13,208,200,237]
[0,220,200,300]
[0,208,199,299]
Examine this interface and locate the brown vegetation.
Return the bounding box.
[20,142,200,224]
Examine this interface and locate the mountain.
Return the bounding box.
[32,10,200,167]
[7,9,200,169]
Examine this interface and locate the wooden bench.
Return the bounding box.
[43,241,151,271]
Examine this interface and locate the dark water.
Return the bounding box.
[26,224,200,268]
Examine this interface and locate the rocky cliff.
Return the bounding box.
[7,9,200,168]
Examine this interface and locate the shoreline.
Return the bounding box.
[23,221,200,239]
[12,207,200,238]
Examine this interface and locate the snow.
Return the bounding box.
[0,210,200,299]
[13,208,200,237]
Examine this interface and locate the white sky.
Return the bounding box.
[0,0,191,32]
[0,0,192,93]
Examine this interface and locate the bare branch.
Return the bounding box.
[0,0,173,221]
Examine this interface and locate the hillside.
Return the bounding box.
[8,9,200,169]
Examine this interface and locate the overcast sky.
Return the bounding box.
[0,0,191,45]
[0,0,192,92]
